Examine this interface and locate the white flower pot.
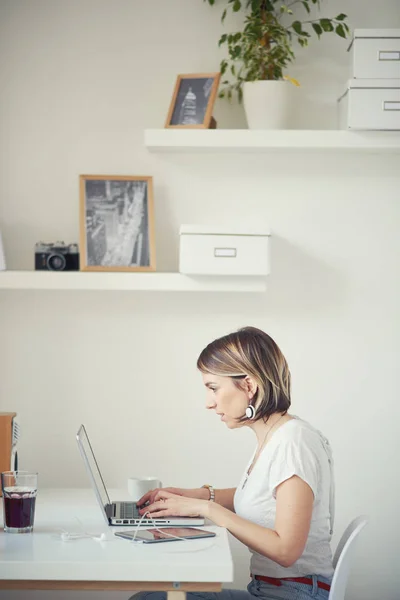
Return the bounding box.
[243,80,292,129]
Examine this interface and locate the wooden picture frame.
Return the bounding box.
[79,175,156,272]
[165,73,220,129]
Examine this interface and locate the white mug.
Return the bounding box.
[128,476,162,501]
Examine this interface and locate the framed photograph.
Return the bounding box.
[79,175,156,272]
[165,73,220,129]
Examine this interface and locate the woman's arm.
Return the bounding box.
[138,487,236,511]
[208,476,313,567]
[194,487,237,511]
[141,476,313,567]
[208,488,236,511]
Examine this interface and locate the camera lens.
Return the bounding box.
[47,253,66,271]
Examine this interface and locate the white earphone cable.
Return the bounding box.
[59,508,215,551]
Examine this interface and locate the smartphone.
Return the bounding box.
[114,527,216,544]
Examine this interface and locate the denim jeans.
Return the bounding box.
[133,575,332,600]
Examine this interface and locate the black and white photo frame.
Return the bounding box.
[79,175,156,272]
[165,73,220,129]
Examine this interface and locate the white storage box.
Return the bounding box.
[179,225,270,276]
[338,79,400,130]
[349,29,400,79]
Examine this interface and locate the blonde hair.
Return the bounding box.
[197,326,291,422]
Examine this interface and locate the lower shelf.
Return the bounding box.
[0,271,267,293]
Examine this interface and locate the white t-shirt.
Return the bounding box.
[234,417,335,578]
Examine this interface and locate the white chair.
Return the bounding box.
[329,515,368,599]
[127,516,368,600]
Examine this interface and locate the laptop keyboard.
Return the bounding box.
[119,503,140,519]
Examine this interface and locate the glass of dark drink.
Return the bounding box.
[1,471,38,533]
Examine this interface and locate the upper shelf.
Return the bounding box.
[144,129,400,153]
[0,271,266,293]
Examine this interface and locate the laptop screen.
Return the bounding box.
[77,424,111,509]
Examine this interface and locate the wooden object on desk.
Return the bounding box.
[0,412,16,497]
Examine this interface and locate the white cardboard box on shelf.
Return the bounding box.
[349,29,400,79]
[338,79,400,130]
[179,225,270,276]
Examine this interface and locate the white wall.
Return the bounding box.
[0,1,399,599]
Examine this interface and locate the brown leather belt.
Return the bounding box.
[253,574,331,592]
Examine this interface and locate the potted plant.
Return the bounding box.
[204,0,350,129]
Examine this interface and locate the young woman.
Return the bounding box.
[137,326,334,600]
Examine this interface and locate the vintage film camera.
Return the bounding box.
[35,241,80,271]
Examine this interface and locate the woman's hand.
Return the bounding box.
[137,487,208,507]
[138,489,210,519]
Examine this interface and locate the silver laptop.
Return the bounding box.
[76,424,204,527]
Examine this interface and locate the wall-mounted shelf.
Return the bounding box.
[144,129,400,153]
[0,271,267,293]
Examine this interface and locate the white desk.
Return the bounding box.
[0,489,234,597]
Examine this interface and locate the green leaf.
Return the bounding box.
[320,18,334,32]
[312,22,323,37]
[207,0,215,4]
[221,8,227,22]
[231,64,236,76]
[335,13,347,21]
[233,44,242,58]
[233,0,241,11]
[292,20,303,35]
[221,60,228,75]
[218,34,227,46]
[302,1,311,13]
[335,23,347,38]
